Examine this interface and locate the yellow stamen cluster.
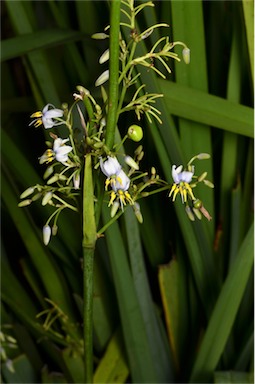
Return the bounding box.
[169,181,195,203]
[30,111,43,128]
[108,190,134,207]
[105,175,123,190]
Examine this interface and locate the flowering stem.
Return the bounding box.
[105,0,121,150]
[82,153,97,383]
[97,209,124,235]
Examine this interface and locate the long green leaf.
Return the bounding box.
[1,29,85,61]
[102,206,158,383]
[124,206,174,382]
[190,222,254,383]
[159,80,254,138]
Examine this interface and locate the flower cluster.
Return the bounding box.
[19,1,213,247]
[169,154,214,221]
[100,156,134,214]
[29,104,64,129]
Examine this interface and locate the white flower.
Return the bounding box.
[30,104,64,129]
[100,156,133,210]
[53,138,72,164]
[169,165,195,203]
[39,138,72,165]
[171,165,193,184]
[100,157,130,191]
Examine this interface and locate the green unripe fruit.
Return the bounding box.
[193,199,202,209]
[127,125,143,142]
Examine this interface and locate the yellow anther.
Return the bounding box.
[30,111,43,118]
[108,191,117,206]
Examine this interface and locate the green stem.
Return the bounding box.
[82,153,97,383]
[105,0,121,150]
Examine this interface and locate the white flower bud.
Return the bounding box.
[73,173,80,189]
[182,47,190,64]
[42,192,53,206]
[99,49,110,64]
[20,187,35,199]
[43,225,51,245]
[95,70,109,87]
[125,155,139,170]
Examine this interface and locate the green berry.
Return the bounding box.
[127,125,143,142]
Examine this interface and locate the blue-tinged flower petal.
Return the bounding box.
[100,156,122,177]
[112,169,130,192]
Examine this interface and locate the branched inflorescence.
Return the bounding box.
[19,0,212,246]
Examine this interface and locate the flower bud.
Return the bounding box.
[95,70,109,87]
[127,125,143,142]
[182,47,190,64]
[31,193,42,201]
[73,173,80,189]
[185,205,195,221]
[125,155,139,170]
[91,32,109,40]
[203,179,214,188]
[134,202,143,223]
[42,192,53,206]
[76,85,90,96]
[193,208,202,220]
[111,201,120,218]
[43,225,51,245]
[137,151,144,162]
[134,145,143,156]
[200,205,212,221]
[198,172,207,182]
[197,153,210,160]
[47,174,59,184]
[18,199,32,207]
[6,359,15,373]
[20,187,35,199]
[93,141,104,149]
[43,166,54,179]
[52,225,58,236]
[99,49,110,64]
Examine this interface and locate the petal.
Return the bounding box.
[53,138,69,151]
[180,171,193,183]
[55,153,69,163]
[44,109,64,119]
[100,156,121,177]
[42,104,51,114]
[55,146,72,156]
[113,170,130,191]
[172,165,181,183]
[42,116,55,129]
